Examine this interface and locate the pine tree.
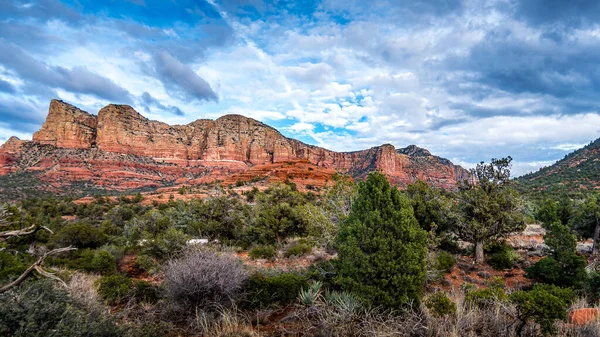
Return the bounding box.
[335,172,428,308]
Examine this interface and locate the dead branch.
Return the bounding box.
[0,246,76,294]
[0,224,54,240]
[0,206,12,227]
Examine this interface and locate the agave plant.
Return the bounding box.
[324,290,362,315]
[298,281,323,306]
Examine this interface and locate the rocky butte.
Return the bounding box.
[0,100,469,195]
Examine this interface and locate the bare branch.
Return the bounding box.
[0,206,12,227]
[0,246,76,294]
[0,224,54,241]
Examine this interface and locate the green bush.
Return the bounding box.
[90,250,117,275]
[526,222,586,287]
[425,292,456,317]
[142,228,190,260]
[0,250,31,282]
[96,274,133,305]
[434,250,455,273]
[0,280,124,337]
[133,280,160,304]
[284,242,312,258]
[54,222,106,249]
[510,284,575,335]
[245,272,309,308]
[486,242,520,270]
[464,279,507,308]
[248,245,276,260]
[586,271,600,304]
[134,254,156,274]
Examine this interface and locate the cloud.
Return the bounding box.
[1,0,600,177]
[0,40,132,102]
[0,0,82,24]
[153,51,218,103]
[140,91,185,116]
[516,0,600,28]
[0,79,15,94]
[0,98,46,133]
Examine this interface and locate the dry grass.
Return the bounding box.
[66,271,102,309]
[272,289,600,337]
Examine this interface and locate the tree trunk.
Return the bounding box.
[593,222,600,256]
[475,240,484,264]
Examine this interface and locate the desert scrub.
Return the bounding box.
[511,284,575,336]
[434,250,455,273]
[96,274,133,305]
[486,241,521,270]
[464,278,507,308]
[284,241,312,258]
[245,271,309,308]
[0,279,125,337]
[425,292,457,317]
[248,245,276,260]
[163,249,248,311]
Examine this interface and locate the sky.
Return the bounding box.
[1,0,600,176]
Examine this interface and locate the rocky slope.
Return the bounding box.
[517,138,600,198]
[0,100,469,197]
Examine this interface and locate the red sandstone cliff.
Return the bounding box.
[0,100,470,195]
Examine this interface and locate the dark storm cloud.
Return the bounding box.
[0,99,46,133]
[442,24,600,117]
[449,103,548,119]
[516,0,600,28]
[153,51,218,103]
[140,91,186,116]
[0,40,132,102]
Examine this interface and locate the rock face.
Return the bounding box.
[0,100,470,195]
[33,100,98,149]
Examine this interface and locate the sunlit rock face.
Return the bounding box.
[0,100,469,192]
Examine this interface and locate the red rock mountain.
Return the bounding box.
[0,100,469,196]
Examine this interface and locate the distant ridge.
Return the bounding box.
[0,99,470,198]
[517,138,600,198]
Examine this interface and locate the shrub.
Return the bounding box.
[586,271,600,304]
[96,274,133,305]
[90,250,117,275]
[526,222,586,287]
[486,241,520,270]
[248,245,276,260]
[142,228,190,260]
[134,254,156,274]
[0,279,124,337]
[284,242,312,258]
[245,272,309,308]
[133,280,160,304]
[510,284,575,335]
[335,172,427,309]
[425,292,456,317]
[0,250,31,281]
[54,222,106,248]
[434,250,455,273]
[163,249,249,311]
[464,279,507,308]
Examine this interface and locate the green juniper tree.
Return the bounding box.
[335,172,428,308]
[452,157,525,264]
[571,193,600,255]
